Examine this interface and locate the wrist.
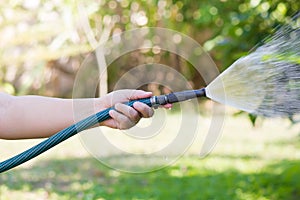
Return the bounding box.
[94,96,109,112]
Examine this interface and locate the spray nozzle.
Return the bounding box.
[150,88,206,107]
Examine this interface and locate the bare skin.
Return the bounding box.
[0,90,161,139]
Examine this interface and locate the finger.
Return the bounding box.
[163,103,172,109]
[109,110,135,130]
[133,102,154,118]
[115,103,141,123]
[100,118,118,129]
[128,90,153,100]
[106,90,153,106]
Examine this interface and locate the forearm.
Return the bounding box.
[0,90,155,139]
[0,95,102,139]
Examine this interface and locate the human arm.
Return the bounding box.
[0,90,155,139]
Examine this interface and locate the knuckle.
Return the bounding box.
[114,103,122,110]
[142,107,153,118]
[119,120,134,130]
[127,106,138,119]
[148,108,154,117]
[119,124,126,130]
[131,110,140,120]
[117,120,126,130]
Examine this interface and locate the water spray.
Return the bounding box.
[207,14,300,117]
[1,14,299,173]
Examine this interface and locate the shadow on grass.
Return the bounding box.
[0,157,300,200]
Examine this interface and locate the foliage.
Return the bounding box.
[0,0,91,96]
[1,0,299,96]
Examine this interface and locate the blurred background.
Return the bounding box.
[1,0,300,199]
[1,0,299,97]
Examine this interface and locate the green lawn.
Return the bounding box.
[0,114,300,200]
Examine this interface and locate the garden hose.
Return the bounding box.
[0,88,206,173]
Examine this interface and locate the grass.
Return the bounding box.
[0,113,300,200]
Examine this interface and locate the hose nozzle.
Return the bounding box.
[150,88,206,107]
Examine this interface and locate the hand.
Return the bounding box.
[98,90,154,130]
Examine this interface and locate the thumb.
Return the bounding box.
[128,90,153,100]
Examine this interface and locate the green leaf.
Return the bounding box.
[248,113,258,126]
